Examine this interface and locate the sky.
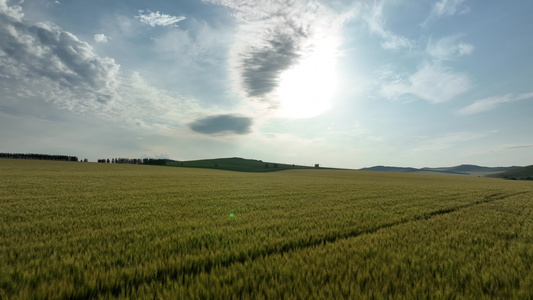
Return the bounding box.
[1,0,532,168]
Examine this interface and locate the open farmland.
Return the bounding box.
[1,159,533,299]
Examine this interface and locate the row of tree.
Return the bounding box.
[0,153,173,165]
[97,158,167,165]
[0,153,78,162]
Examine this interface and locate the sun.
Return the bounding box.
[276,38,339,119]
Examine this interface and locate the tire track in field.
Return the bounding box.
[72,191,529,299]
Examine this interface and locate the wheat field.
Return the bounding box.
[1,159,532,299]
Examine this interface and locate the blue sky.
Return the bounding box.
[1,0,532,168]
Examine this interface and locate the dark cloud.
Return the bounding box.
[0,1,120,107]
[241,32,301,97]
[189,114,252,135]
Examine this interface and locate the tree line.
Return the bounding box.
[0,153,170,165]
[97,158,167,165]
[0,153,79,162]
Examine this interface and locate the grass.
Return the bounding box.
[1,159,533,298]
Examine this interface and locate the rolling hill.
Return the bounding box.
[488,165,533,180]
[165,159,520,176]
[166,157,317,172]
[359,166,419,173]
[361,164,519,176]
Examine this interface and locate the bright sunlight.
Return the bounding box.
[276,37,339,119]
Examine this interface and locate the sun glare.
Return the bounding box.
[276,38,339,119]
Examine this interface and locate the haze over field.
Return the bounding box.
[1,0,532,168]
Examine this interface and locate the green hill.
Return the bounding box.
[489,165,533,180]
[166,157,316,172]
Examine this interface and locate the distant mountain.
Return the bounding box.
[361,164,520,176]
[488,165,533,180]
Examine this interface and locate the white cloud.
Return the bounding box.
[381,63,471,103]
[203,0,357,108]
[93,33,108,43]
[0,0,24,20]
[136,10,186,27]
[409,131,491,154]
[152,20,228,64]
[426,35,474,60]
[0,10,121,108]
[468,143,533,155]
[0,0,203,129]
[364,1,414,50]
[111,72,202,129]
[423,0,470,26]
[457,92,533,115]
[433,0,470,17]
[45,1,61,7]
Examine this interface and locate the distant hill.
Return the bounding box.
[488,165,533,180]
[360,166,419,173]
[166,157,317,172]
[361,164,519,176]
[421,165,519,176]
